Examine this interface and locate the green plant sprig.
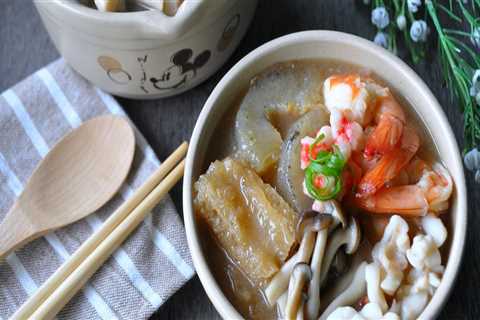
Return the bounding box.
[426,0,480,151]
[366,0,480,152]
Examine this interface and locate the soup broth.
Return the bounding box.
[195,59,453,320]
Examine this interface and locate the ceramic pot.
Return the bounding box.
[34,0,257,99]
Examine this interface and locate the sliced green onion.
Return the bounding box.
[304,143,346,201]
[309,133,326,161]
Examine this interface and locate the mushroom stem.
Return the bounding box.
[319,218,360,286]
[265,230,316,305]
[296,300,305,320]
[277,292,288,318]
[319,231,347,286]
[285,263,312,319]
[305,228,329,320]
[319,262,368,320]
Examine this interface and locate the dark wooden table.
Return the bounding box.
[1,1,478,319]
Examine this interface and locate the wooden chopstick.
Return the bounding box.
[13,142,188,320]
[30,159,186,319]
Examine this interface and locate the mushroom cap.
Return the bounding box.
[330,200,347,229]
[292,262,313,281]
[296,211,333,240]
[345,217,361,254]
[285,263,312,319]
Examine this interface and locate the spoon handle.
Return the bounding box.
[0,203,35,259]
[30,160,185,320]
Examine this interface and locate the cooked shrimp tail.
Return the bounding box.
[355,185,428,216]
[364,94,406,158]
[357,127,420,198]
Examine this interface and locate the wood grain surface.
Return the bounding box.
[0,1,477,319]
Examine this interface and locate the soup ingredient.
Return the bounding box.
[364,93,406,159]
[235,64,324,175]
[312,200,347,229]
[365,263,388,312]
[94,0,125,11]
[319,262,368,320]
[322,215,448,320]
[372,215,410,295]
[357,126,420,198]
[285,263,312,319]
[319,218,361,286]
[355,161,452,216]
[325,303,400,320]
[323,74,374,127]
[265,213,332,305]
[163,0,184,16]
[277,109,330,212]
[306,206,352,319]
[306,219,330,319]
[194,158,298,283]
[421,214,447,247]
[393,215,446,319]
[135,0,164,10]
[416,162,453,213]
[304,144,346,201]
[355,185,428,216]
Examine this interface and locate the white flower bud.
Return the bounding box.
[407,0,422,13]
[470,69,480,97]
[464,147,480,171]
[371,7,390,29]
[476,169,480,183]
[396,15,407,30]
[471,27,480,49]
[374,32,388,48]
[410,20,428,42]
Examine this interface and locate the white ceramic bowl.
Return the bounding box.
[34,0,257,99]
[183,31,467,319]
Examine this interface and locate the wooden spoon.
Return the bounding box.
[0,115,135,259]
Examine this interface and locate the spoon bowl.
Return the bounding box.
[0,115,135,259]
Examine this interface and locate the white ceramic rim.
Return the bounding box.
[183,30,467,320]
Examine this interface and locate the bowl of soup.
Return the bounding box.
[183,31,467,320]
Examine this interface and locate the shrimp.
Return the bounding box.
[415,161,453,213]
[323,74,372,126]
[356,185,428,216]
[356,126,420,198]
[355,160,453,216]
[364,92,406,159]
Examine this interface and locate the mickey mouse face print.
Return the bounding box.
[150,48,211,90]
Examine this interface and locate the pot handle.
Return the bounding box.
[141,0,206,40]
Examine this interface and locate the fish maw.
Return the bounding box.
[194,158,298,284]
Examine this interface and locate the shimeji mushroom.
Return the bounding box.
[319,262,368,320]
[265,213,332,305]
[305,205,347,320]
[285,263,312,319]
[313,200,347,231]
[365,263,388,313]
[94,0,125,11]
[319,218,361,286]
[277,292,288,318]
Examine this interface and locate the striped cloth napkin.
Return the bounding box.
[0,59,195,319]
